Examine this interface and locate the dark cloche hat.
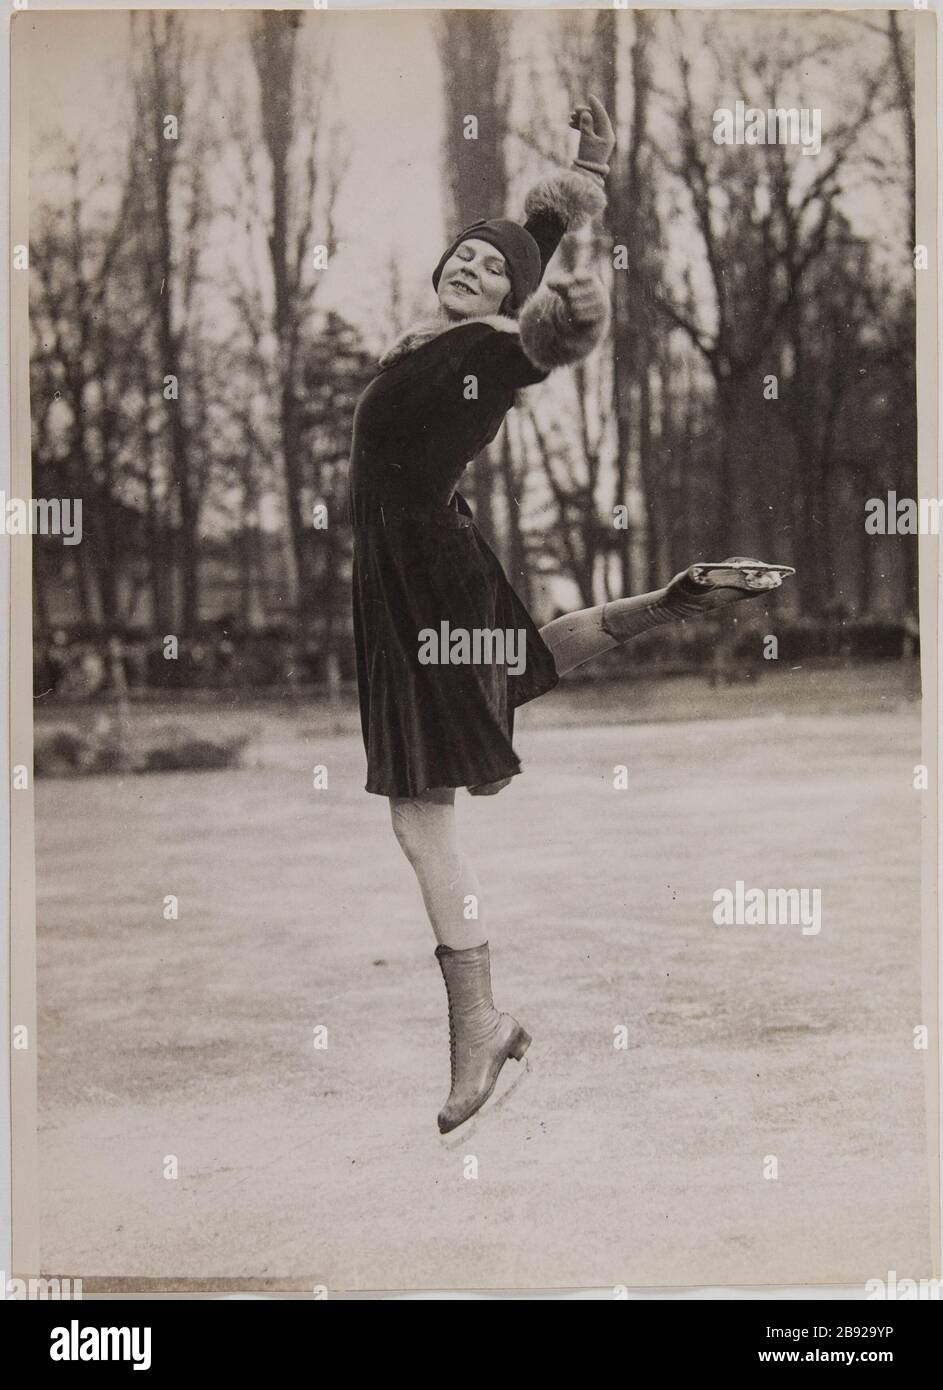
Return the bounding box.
[432,218,542,314]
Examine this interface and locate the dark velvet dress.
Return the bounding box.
[346,198,574,798]
[347,318,568,798]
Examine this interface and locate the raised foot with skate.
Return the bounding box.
[665,555,796,613]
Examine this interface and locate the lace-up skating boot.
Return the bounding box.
[434,942,531,1134]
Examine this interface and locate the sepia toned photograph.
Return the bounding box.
[6,3,939,1297]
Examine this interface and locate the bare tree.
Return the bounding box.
[249,11,344,626]
[127,11,215,634]
[31,145,142,631]
[652,18,888,562]
[437,11,512,545]
[593,9,665,591]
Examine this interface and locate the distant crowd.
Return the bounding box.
[34,626,350,700]
[33,611,919,701]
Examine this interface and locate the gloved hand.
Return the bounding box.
[519,271,611,369]
[546,272,608,329]
[569,95,615,176]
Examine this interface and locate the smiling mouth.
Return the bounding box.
[449,280,478,297]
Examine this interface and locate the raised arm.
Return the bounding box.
[435,96,616,392]
[521,95,615,278]
[512,97,616,372]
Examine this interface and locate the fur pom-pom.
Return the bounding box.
[518,281,610,372]
[523,168,607,231]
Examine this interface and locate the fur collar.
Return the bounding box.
[378,311,518,369]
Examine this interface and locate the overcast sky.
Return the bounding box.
[22,10,447,344]
[21,8,910,354]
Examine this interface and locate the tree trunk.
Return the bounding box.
[438,12,510,547]
[253,12,316,619]
[498,428,532,610]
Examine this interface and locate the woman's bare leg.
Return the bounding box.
[389,787,486,949]
[390,787,529,1134]
[539,603,620,677]
[539,590,679,675]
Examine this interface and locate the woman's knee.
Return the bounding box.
[389,798,423,863]
[389,791,454,867]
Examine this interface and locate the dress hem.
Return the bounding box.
[364,758,525,799]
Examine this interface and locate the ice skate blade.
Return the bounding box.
[688,558,796,593]
[437,1056,532,1149]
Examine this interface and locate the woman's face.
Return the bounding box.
[437,238,512,319]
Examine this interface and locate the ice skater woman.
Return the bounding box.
[347,97,793,1134]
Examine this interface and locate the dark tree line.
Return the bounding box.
[435,10,917,621]
[31,10,918,671]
